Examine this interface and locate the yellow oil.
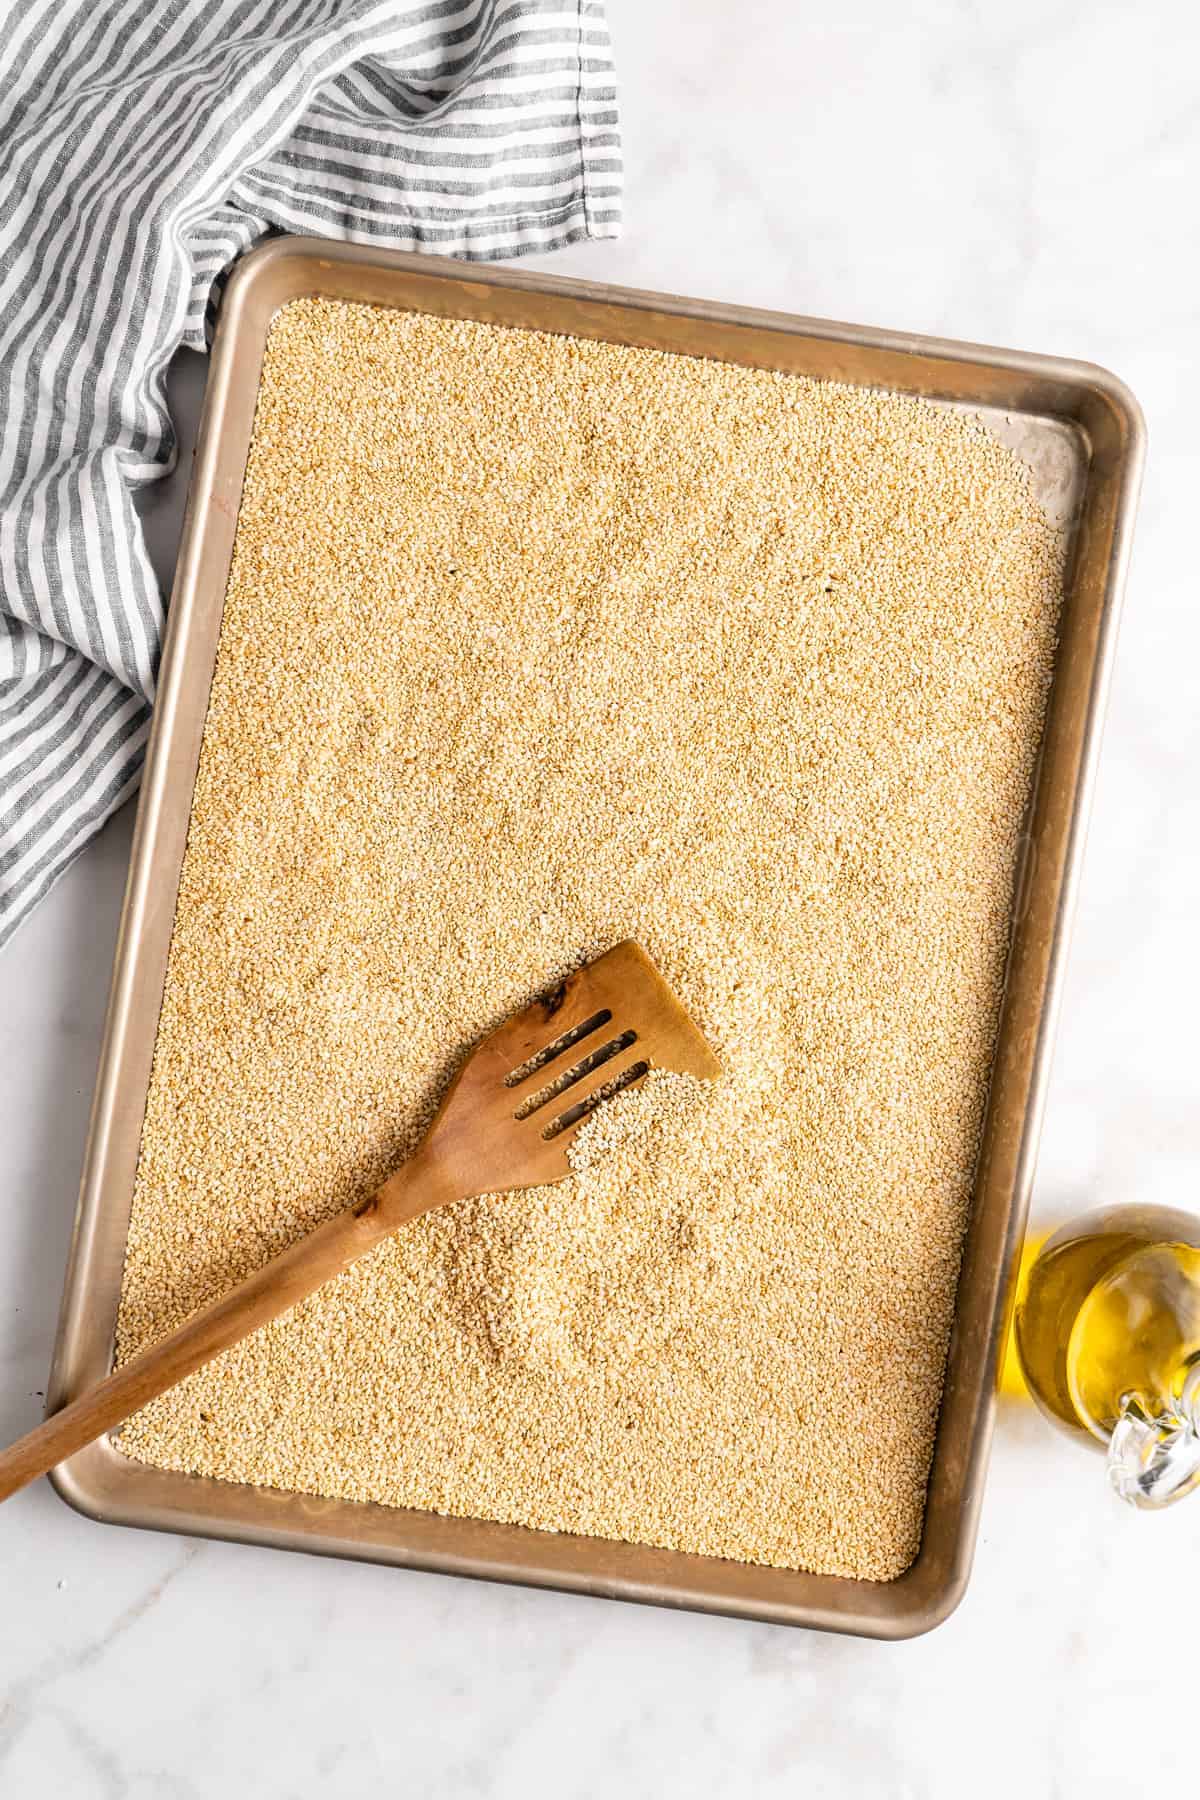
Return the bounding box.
[1014,1204,1200,1444]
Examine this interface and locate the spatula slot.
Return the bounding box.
[514,1030,637,1120]
[542,1059,652,1140]
[504,1007,613,1088]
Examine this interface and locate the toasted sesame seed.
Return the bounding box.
[115,297,1061,1581]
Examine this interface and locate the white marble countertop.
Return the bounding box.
[2,3,1197,1792]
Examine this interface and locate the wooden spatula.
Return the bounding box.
[0,940,719,1503]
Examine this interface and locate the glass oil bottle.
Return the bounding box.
[1014,1203,1200,1508]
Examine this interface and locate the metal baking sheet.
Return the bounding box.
[45,237,1144,1639]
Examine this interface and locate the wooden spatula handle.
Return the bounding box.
[0,1150,446,1504]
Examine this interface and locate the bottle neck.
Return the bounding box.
[1107,1358,1200,1510]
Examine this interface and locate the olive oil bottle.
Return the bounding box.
[1014,1204,1200,1508]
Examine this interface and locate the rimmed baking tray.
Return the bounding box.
[46,237,1144,1639]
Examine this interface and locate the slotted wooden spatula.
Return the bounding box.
[0,940,719,1503]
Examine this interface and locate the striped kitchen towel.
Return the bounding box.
[0,1,620,950]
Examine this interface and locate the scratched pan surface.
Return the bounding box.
[46,239,1144,1639]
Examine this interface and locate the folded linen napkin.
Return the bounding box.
[0,0,620,948]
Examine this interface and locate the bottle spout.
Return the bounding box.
[1107,1360,1200,1510]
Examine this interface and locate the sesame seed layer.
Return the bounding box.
[115,299,1061,1581]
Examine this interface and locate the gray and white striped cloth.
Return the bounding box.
[0,1,620,949]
